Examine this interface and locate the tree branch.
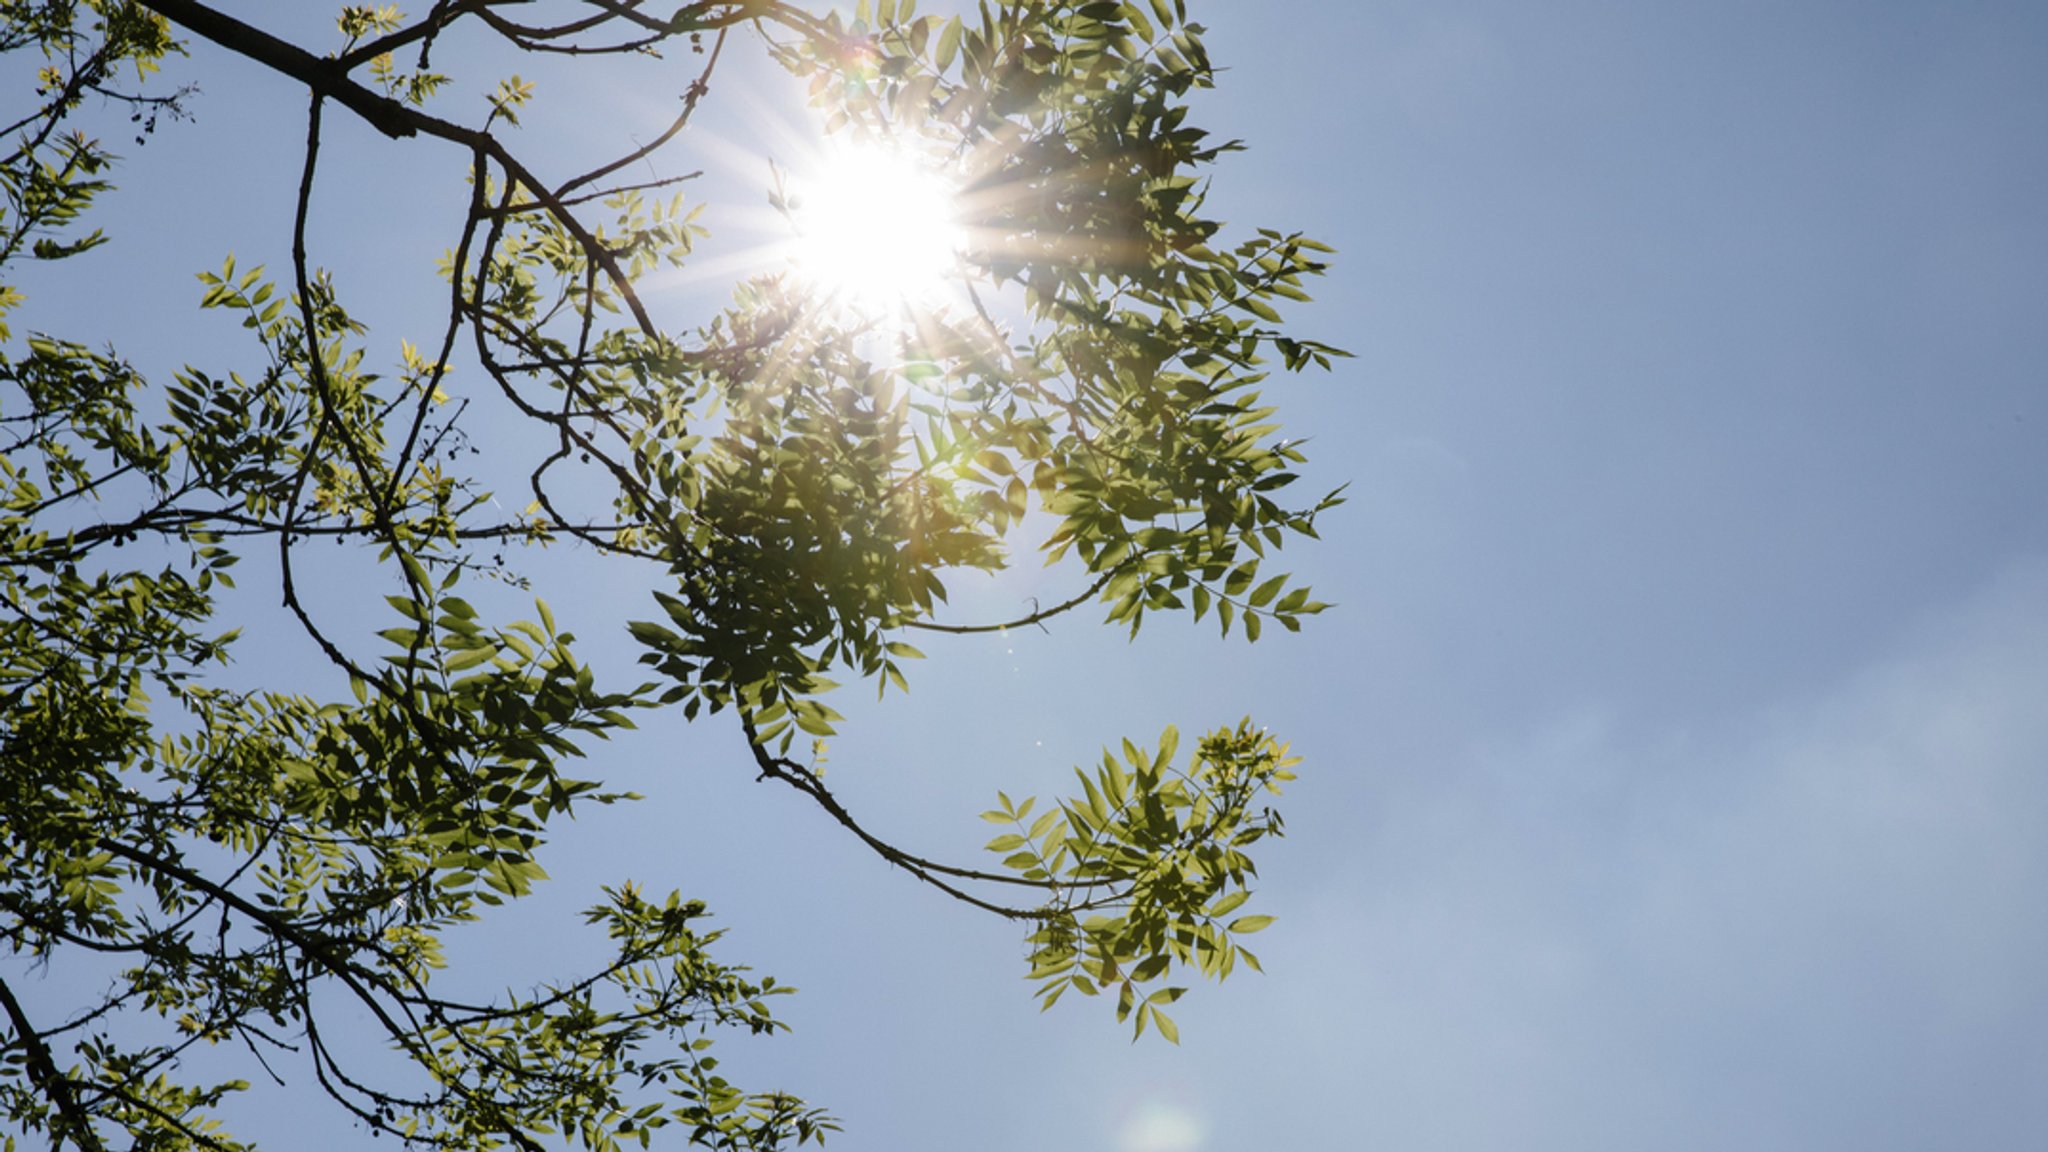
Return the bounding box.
[904,571,1113,634]
[134,0,661,335]
[738,712,1056,917]
[134,0,422,141]
[0,974,108,1152]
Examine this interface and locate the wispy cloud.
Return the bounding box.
[1266,559,2048,1150]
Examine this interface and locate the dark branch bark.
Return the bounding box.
[0,975,108,1152]
[135,0,423,141]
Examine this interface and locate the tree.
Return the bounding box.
[0,2,1344,1148]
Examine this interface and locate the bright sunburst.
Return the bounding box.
[783,141,964,314]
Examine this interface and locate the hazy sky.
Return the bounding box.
[10,2,2048,1150]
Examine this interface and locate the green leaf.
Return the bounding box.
[1206,890,1250,917]
[1247,574,1286,609]
[444,645,495,672]
[1151,1008,1180,1045]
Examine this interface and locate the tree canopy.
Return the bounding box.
[0,2,1342,1149]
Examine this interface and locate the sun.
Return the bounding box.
[783,141,965,314]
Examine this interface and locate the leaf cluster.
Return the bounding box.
[2,2,1345,1148]
[982,719,1295,1042]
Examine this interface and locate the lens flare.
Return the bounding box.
[786,142,963,313]
[1119,1098,1207,1152]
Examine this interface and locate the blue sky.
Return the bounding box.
[10,2,2048,1150]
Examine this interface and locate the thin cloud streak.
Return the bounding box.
[1264,559,2048,1150]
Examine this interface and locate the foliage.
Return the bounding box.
[984,720,1297,1042]
[0,1,1342,1149]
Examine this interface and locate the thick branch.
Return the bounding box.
[134,0,421,140]
[0,975,108,1152]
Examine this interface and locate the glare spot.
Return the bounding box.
[787,142,962,313]
[1119,1100,1207,1152]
